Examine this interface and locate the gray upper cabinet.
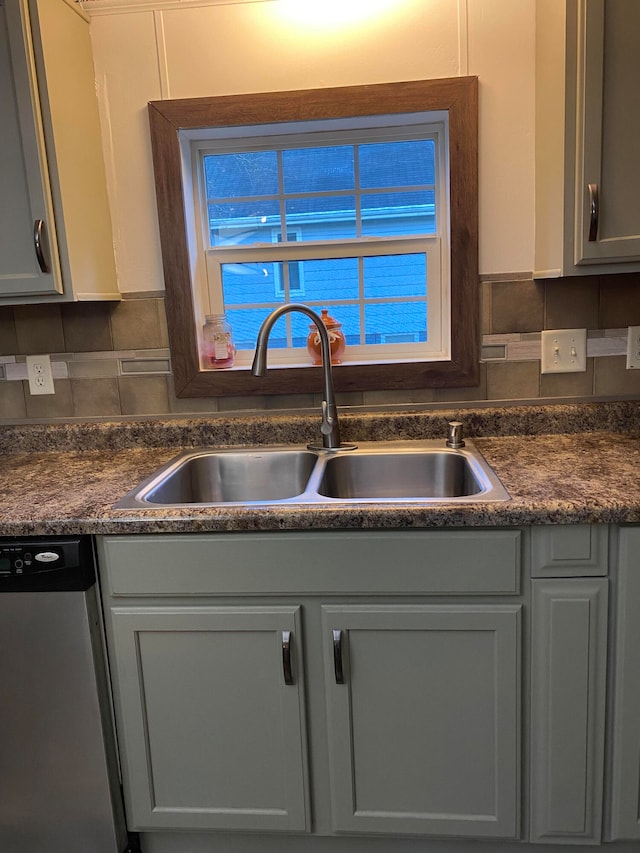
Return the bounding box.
[322,604,521,838]
[609,526,640,840]
[535,0,640,277]
[0,0,118,303]
[0,0,60,297]
[108,605,309,832]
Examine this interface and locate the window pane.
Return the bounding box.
[359,140,435,188]
[204,151,278,198]
[290,312,311,348]
[227,307,285,349]
[295,257,359,302]
[362,190,435,236]
[364,301,428,344]
[283,146,354,194]
[278,260,304,296]
[323,303,361,346]
[363,253,427,299]
[222,260,282,305]
[285,196,356,239]
[209,200,280,246]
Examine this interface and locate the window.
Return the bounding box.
[148,77,478,397]
[199,128,445,365]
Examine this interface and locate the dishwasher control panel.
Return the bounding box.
[0,545,68,576]
[0,538,92,591]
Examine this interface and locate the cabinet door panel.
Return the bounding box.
[577,0,640,263]
[109,606,309,832]
[530,579,608,843]
[610,527,640,839]
[0,0,61,296]
[322,605,521,838]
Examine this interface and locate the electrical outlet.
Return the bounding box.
[540,329,587,374]
[26,354,55,395]
[626,326,640,369]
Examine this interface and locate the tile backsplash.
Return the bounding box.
[2,272,640,423]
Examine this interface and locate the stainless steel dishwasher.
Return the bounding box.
[0,536,136,853]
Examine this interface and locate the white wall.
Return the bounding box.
[88,0,535,294]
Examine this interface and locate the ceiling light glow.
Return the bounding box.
[275,0,400,29]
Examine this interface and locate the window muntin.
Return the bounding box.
[274,230,304,297]
[199,127,445,367]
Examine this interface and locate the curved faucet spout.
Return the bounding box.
[251,304,344,450]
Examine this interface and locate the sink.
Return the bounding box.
[123,449,318,506]
[317,451,486,499]
[115,440,510,509]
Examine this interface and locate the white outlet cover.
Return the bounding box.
[26,354,55,395]
[541,329,587,374]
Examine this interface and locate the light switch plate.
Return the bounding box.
[540,329,587,374]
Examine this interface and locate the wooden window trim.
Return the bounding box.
[148,77,479,397]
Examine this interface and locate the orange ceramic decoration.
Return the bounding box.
[306,309,346,365]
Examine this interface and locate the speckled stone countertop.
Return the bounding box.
[1,401,639,536]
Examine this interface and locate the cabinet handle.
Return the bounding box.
[33,219,51,273]
[282,630,294,685]
[588,183,599,242]
[333,629,345,684]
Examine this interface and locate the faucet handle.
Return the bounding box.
[446,420,465,449]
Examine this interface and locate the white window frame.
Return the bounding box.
[190,113,451,369]
[273,229,305,298]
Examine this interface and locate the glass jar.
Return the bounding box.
[202,314,235,369]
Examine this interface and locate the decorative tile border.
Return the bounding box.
[481,330,629,363]
[0,333,629,384]
[0,349,172,380]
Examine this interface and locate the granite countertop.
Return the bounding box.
[1,401,639,536]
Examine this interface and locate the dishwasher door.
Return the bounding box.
[0,537,128,853]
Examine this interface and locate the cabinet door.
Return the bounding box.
[108,605,309,832]
[0,0,62,297]
[577,0,640,264]
[530,579,608,844]
[610,527,640,840]
[322,604,521,838]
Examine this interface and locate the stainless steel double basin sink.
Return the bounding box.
[115,440,510,509]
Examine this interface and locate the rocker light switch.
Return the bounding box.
[540,329,587,374]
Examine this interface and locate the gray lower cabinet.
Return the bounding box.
[322,604,521,838]
[98,528,625,849]
[98,530,524,841]
[530,579,608,844]
[107,598,522,839]
[609,526,640,840]
[108,605,309,832]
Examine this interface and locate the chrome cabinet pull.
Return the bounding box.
[282,630,294,685]
[33,219,51,273]
[588,183,599,242]
[333,629,345,684]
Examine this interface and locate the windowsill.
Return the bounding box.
[203,354,452,372]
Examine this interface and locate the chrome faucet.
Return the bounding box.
[251,304,354,451]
